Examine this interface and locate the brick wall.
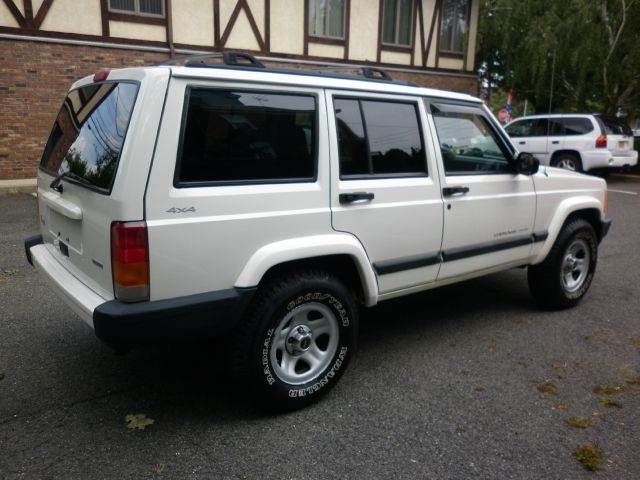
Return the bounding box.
[0,38,477,180]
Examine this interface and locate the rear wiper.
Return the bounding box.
[50,170,93,193]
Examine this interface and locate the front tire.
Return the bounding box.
[528,219,598,309]
[232,271,358,411]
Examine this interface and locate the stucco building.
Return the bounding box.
[0,0,479,182]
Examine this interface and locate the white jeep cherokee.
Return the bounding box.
[25,53,611,410]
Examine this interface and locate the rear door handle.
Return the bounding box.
[442,186,469,197]
[339,192,375,204]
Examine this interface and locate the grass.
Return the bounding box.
[565,417,594,428]
[573,445,604,471]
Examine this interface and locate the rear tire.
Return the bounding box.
[552,153,583,172]
[528,219,598,309]
[232,271,358,411]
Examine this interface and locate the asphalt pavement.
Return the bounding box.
[1,176,639,479]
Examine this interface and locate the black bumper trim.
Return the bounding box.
[24,234,44,266]
[600,218,612,241]
[93,287,256,350]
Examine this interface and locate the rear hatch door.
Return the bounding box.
[36,69,169,299]
[598,116,634,156]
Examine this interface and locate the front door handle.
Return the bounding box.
[442,186,470,197]
[551,140,560,144]
[339,192,375,204]
[519,141,526,145]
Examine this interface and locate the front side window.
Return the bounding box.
[431,105,512,175]
[40,82,139,192]
[505,119,534,138]
[439,0,470,54]
[109,0,164,17]
[382,0,414,46]
[334,97,427,177]
[177,89,316,185]
[309,0,345,38]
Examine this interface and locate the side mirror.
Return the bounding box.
[514,152,539,175]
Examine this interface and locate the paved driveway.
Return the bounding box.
[1,176,639,479]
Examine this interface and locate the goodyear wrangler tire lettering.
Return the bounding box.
[235,271,358,412]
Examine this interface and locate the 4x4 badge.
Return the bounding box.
[166,207,196,214]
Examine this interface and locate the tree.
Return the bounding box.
[477,0,640,118]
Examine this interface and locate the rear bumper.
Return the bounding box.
[93,288,255,350]
[26,235,255,350]
[608,150,638,168]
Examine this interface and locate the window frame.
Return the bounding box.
[308,0,347,41]
[173,86,320,188]
[333,94,428,180]
[381,0,415,48]
[438,0,471,57]
[108,0,165,19]
[429,101,517,177]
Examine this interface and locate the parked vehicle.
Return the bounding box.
[25,53,611,410]
[505,113,638,172]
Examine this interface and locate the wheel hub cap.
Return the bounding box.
[286,325,313,356]
[561,239,590,293]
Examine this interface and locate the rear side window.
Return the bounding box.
[176,89,316,185]
[598,117,632,136]
[334,97,427,178]
[506,118,562,137]
[40,82,138,193]
[561,117,593,135]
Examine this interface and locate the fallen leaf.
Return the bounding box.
[488,341,497,351]
[565,417,594,428]
[125,413,155,430]
[593,385,624,395]
[629,337,640,348]
[573,444,604,471]
[598,397,621,408]
[0,373,5,381]
[537,382,557,398]
[553,401,568,411]
[152,463,165,474]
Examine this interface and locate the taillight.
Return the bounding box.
[596,135,607,148]
[111,221,149,303]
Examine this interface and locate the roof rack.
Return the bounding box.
[159,51,415,85]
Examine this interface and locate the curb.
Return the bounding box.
[0,179,37,195]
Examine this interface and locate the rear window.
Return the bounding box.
[176,89,316,185]
[40,82,138,193]
[560,117,593,136]
[598,117,633,136]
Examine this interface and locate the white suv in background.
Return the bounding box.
[506,113,638,173]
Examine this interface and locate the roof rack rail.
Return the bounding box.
[315,65,393,81]
[158,51,265,68]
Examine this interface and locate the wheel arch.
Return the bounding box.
[550,150,582,166]
[234,234,379,307]
[532,198,604,264]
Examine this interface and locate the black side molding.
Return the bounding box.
[600,219,612,241]
[24,234,43,266]
[373,253,441,275]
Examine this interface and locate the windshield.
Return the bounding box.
[40,82,138,192]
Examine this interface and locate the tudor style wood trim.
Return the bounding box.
[23,0,34,30]
[220,0,266,52]
[34,0,54,29]
[343,0,350,60]
[213,0,220,48]
[426,0,441,67]
[100,0,110,36]
[416,0,425,66]
[166,0,174,56]
[2,0,26,28]
[264,0,270,51]
[303,0,309,55]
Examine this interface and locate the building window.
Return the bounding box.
[108,0,165,17]
[382,0,413,47]
[440,0,470,54]
[309,0,346,39]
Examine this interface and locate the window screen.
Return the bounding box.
[177,89,316,185]
[109,0,164,16]
[334,98,426,177]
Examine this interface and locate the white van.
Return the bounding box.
[505,113,638,172]
[25,53,611,410]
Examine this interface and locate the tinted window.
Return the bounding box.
[432,107,512,175]
[561,117,593,135]
[505,119,533,137]
[334,98,427,177]
[177,90,316,184]
[598,117,632,136]
[40,82,138,192]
